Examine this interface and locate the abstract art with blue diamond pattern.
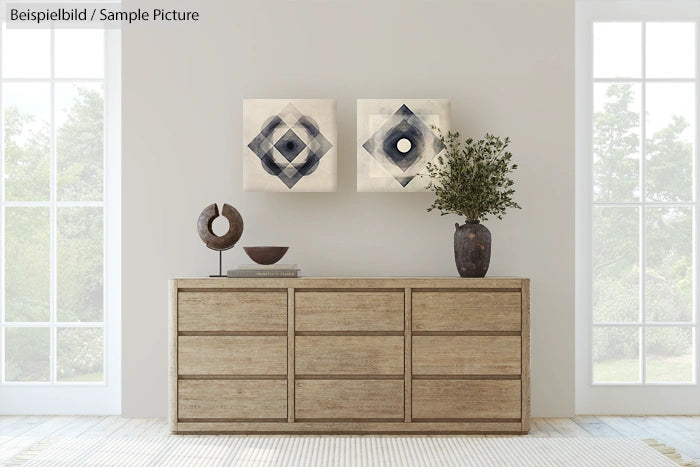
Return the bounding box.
[357,99,450,192]
[244,99,337,191]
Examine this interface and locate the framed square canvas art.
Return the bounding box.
[357,99,450,192]
[244,99,337,192]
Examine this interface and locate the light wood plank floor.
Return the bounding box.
[0,416,698,464]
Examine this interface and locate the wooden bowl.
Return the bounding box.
[243,246,289,265]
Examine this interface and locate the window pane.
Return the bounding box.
[646,327,693,383]
[3,83,51,201]
[594,83,641,202]
[645,83,695,202]
[646,23,695,79]
[645,207,693,323]
[57,327,103,382]
[56,84,104,201]
[1,26,50,78]
[5,327,50,382]
[4,207,50,322]
[593,326,640,383]
[594,23,641,78]
[57,207,104,322]
[55,30,104,78]
[593,207,639,323]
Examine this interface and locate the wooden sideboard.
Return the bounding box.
[169,277,530,434]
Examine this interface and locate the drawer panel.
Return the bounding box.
[295,380,403,419]
[178,380,287,419]
[178,291,286,331]
[178,336,286,375]
[296,336,404,375]
[413,336,521,375]
[412,291,521,332]
[412,380,521,419]
[296,291,403,331]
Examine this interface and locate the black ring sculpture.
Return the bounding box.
[197,203,244,276]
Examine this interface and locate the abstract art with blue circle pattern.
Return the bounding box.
[244,99,337,192]
[357,99,450,192]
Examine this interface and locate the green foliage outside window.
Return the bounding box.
[593,84,692,379]
[4,86,105,382]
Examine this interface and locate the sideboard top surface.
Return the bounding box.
[172,277,529,289]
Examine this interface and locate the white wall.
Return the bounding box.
[122,0,574,417]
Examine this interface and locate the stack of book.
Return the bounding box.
[227,264,301,278]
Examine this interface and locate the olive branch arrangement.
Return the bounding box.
[425,129,521,223]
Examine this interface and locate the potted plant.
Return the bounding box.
[425,130,521,277]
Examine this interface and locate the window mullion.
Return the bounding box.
[695,18,700,385]
[594,322,697,326]
[0,21,5,384]
[2,77,103,84]
[593,201,695,207]
[102,29,108,385]
[593,77,696,84]
[49,27,57,384]
[588,18,595,388]
[640,21,648,385]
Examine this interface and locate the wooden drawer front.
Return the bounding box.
[296,336,403,375]
[412,380,521,419]
[295,291,403,331]
[178,336,286,376]
[178,291,286,332]
[295,380,403,420]
[178,380,287,419]
[413,336,521,375]
[413,291,521,332]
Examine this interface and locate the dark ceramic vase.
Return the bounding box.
[454,221,491,278]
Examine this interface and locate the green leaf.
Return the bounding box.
[425,128,522,222]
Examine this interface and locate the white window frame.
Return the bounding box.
[0,13,120,414]
[576,0,700,414]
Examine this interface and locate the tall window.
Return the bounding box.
[576,1,700,414]
[0,20,120,413]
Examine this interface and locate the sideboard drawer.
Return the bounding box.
[178,291,286,332]
[413,336,521,375]
[412,291,521,332]
[295,380,403,420]
[178,380,287,420]
[412,380,521,419]
[296,336,404,375]
[295,291,404,331]
[178,336,286,376]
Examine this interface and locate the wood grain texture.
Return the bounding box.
[404,287,412,423]
[412,291,521,332]
[168,280,178,431]
[295,380,403,420]
[178,380,287,419]
[287,288,295,423]
[170,277,531,434]
[178,291,286,331]
[178,336,286,375]
[295,291,404,331]
[412,380,521,419]
[176,277,525,290]
[173,420,523,434]
[521,278,531,432]
[295,336,403,375]
[413,336,521,375]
